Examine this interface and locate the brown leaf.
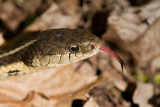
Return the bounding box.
[103,0,160,44]
[0,61,107,107]
[26,3,81,31]
[83,97,99,107]
[103,1,160,66]
[150,55,160,73]
[0,1,26,31]
[133,82,154,107]
[129,18,160,66]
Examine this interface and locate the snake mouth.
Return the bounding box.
[99,46,126,75]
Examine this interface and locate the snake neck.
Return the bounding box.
[0,48,26,66]
[0,53,19,66]
[0,49,35,80]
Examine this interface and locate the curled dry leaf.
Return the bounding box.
[129,18,160,66]
[104,0,160,43]
[103,1,160,66]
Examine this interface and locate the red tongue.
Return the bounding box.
[99,46,125,75]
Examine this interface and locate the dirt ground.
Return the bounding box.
[0,0,160,107]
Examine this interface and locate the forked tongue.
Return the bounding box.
[99,46,126,75]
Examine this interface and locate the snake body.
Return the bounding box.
[0,29,101,80]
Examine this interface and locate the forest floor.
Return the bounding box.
[0,0,160,107]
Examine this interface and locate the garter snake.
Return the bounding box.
[0,28,101,80]
[0,28,125,80]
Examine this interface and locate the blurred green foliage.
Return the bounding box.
[138,75,150,83]
[134,74,151,83]
[154,75,160,84]
[17,0,25,3]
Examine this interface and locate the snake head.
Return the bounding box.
[64,29,101,63]
[23,29,101,68]
[23,28,125,73]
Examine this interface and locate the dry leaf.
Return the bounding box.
[83,97,99,107]
[103,1,160,66]
[0,61,104,107]
[133,82,154,107]
[150,55,160,73]
[129,18,160,66]
[103,0,160,44]
[0,1,26,31]
[26,3,81,31]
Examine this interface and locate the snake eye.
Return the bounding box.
[68,46,79,53]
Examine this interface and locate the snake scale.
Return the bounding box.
[0,28,124,80]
